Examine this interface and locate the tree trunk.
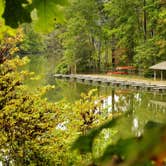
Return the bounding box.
[97,40,101,72]
[111,48,116,71]
[89,35,97,73]
[70,64,77,74]
[104,40,109,71]
[127,34,135,63]
[111,36,116,71]
[143,0,147,41]
[151,0,155,38]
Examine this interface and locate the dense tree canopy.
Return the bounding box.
[46,0,166,75]
[1,0,165,75]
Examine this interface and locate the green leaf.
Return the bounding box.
[96,121,166,165]
[1,0,68,32]
[98,137,139,162]
[0,0,4,15]
[72,117,118,153]
[2,0,32,28]
[32,0,67,32]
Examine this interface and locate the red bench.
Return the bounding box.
[107,66,136,75]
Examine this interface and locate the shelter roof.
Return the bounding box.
[149,61,166,70]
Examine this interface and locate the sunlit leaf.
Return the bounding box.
[31,0,68,32]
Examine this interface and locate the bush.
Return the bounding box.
[0,56,62,165]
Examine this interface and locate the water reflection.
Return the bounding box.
[25,55,166,135]
[49,80,166,135]
[47,79,166,116]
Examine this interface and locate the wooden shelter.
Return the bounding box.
[150,61,166,80]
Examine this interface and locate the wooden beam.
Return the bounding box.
[161,70,163,81]
[154,70,156,81]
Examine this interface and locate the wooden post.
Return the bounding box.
[154,70,156,80]
[161,70,163,81]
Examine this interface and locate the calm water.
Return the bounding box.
[25,55,166,133]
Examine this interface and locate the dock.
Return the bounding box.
[54,74,166,92]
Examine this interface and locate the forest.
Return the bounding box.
[0,0,166,166]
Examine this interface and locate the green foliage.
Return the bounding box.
[72,118,117,153]
[55,0,166,74]
[58,0,103,73]
[134,37,166,76]
[19,24,46,54]
[0,54,98,165]
[1,0,166,165]
[0,33,81,165]
[134,39,159,76]
[0,34,104,164]
[0,0,17,38]
[1,0,68,33]
[1,0,166,75]
[0,56,61,165]
[73,113,166,166]
[0,28,24,63]
[2,0,32,28]
[31,0,67,32]
[54,59,68,74]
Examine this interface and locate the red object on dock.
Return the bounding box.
[107,66,136,75]
[107,71,128,75]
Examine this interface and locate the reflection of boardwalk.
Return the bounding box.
[150,100,166,108]
[54,74,166,92]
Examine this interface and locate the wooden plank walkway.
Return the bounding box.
[54,74,166,92]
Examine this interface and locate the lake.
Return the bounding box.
[25,55,166,134]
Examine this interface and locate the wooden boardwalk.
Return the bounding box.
[54,74,166,92]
